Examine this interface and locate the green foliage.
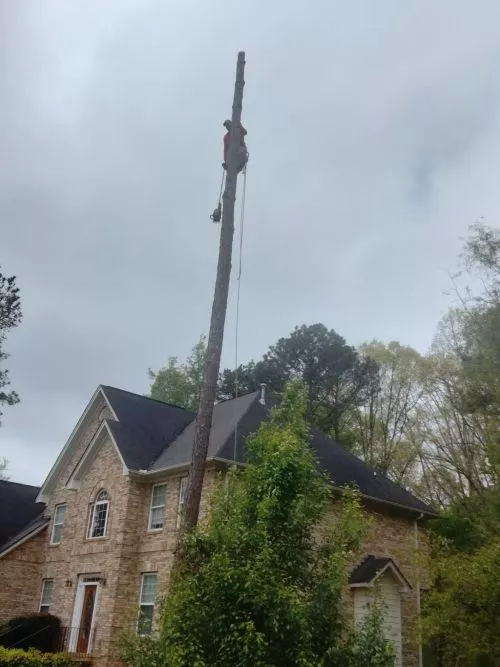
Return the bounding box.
[120,636,164,667]
[149,336,206,411]
[122,380,395,667]
[0,615,61,653]
[219,324,378,444]
[218,361,264,400]
[354,341,426,485]
[430,488,500,553]
[0,269,21,424]
[349,598,396,667]
[422,536,500,666]
[463,220,500,298]
[0,648,73,667]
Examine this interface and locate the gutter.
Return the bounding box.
[130,461,436,518]
[128,456,234,481]
[329,485,437,519]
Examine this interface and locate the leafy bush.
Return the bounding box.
[0,616,61,654]
[0,647,73,667]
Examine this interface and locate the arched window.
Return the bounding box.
[87,488,110,539]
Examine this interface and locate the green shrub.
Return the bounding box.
[0,647,74,667]
[0,615,61,653]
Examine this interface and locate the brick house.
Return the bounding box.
[0,386,435,667]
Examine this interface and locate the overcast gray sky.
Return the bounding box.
[2,0,500,485]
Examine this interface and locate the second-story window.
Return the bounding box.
[87,489,109,539]
[51,504,66,545]
[148,484,167,531]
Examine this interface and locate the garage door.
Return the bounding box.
[353,571,403,666]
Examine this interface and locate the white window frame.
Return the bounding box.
[137,573,158,636]
[176,476,188,529]
[50,503,67,545]
[39,578,54,613]
[148,483,167,531]
[87,490,110,539]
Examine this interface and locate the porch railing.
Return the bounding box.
[56,626,97,657]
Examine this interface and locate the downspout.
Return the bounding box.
[414,512,424,667]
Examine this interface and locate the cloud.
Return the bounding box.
[2,0,500,483]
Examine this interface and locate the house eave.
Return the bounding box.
[330,485,437,519]
[0,519,49,559]
[128,456,233,482]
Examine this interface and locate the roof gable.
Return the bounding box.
[37,386,116,502]
[100,386,195,470]
[38,385,195,502]
[349,555,412,591]
[66,420,127,488]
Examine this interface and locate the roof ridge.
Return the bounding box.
[100,385,196,413]
[219,390,260,403]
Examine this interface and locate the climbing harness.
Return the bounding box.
[210,167,225,223]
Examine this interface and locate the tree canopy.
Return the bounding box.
[420,223,500,665]
[219,324,378,445]
[353,341,426,487]
[149,336,206,411]
[0,268,21,425]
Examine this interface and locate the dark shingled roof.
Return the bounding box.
[130,390,433,515]
[6,386,435,558]
[151,392,259,470]
[349,555,412,589]
[308,426,434,515]
[0,513,49,556]
[101,386,195,470]
[53,385,434,516]
[0,480,45,549]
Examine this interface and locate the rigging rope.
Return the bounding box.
[218,168,225,205]
[233,165,248,462]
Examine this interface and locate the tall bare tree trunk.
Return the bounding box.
[182,51,247,534]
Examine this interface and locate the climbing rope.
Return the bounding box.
[233,165,248,462]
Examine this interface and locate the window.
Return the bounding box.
[148,484,167,531]
[137,573,157,635]
[51,504,66,544]
[176,477,188,529]
[39,579,54,613]
[87,489,109,539]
